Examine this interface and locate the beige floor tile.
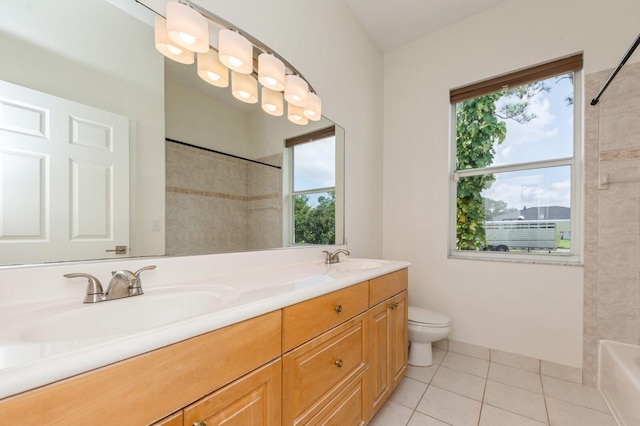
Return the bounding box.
[491,349,540,373]
[416,386,481,426]
[484,380,548,423]
[480,404,548,426]
[431,366,486,401]
[407,411,451,426]
[441,352,489,378]
[541,376,610,413]
[390,377,429,409]
[546,397,617,426]
[432,348,446,365]
[369,399,415,426]
[488,362,543,394]
[406,364,439,384]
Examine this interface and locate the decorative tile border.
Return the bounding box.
[600,148,640,162]
[167,186,279,202]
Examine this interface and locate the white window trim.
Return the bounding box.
[448,70,584,265]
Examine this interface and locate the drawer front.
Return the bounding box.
[305,369,369,426]
[369,269,408,307]
[283,281,368,352]
[283,313,368,424]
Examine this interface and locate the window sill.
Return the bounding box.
[448,250,583,266]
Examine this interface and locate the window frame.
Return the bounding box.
[448,54,584,264]
[285,125,342,246]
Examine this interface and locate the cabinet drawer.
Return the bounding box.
[184,359,282,426]
[369,269,408,307]
[305,369,369,426]
[283,313,368,425]
[283,282,368,351]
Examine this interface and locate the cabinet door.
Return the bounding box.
[368,290,408,418]
[369,301,390,416]
[184,359,282,426]
[390,291,408,390]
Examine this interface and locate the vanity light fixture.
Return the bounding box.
[145,0,320,124]
[261,87,284,116]
[197,51,229,87]
[288,103,309,125]
[166,2,209,53]
[154,16,194,64]
[284,74,308,107]
[303,92,322,121]
[218,29,253,74]
[258,53,285,91]
[231,72,258,103]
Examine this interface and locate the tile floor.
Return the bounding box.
[369,348,617,426]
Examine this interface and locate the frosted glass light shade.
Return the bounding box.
[166,2,209,54]
[261,88,284,116]
[219,30,253,74]
[258,54,285,91]
[154,16,194,64]
[284,75,308,107]
[232,72,258,103]
[197,51,229,88]
[303,92,322,121]
[288,103,308,125]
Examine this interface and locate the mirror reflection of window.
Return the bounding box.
[286,127,337,245]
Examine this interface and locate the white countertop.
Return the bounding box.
[0,253,409,399]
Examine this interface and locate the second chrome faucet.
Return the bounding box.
[64,265,156,303]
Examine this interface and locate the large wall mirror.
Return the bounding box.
[0,0,344,267]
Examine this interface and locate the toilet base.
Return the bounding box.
[408,341,433,367]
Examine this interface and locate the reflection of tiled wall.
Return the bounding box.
[166,143,282,255]
[583,61,640,384]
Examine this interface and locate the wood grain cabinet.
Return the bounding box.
[183,359,282,426]
[0,269,409,426]
[369,272,409,418]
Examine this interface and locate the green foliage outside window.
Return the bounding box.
[294,192,335,245]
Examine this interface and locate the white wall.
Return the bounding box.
[383,0,640,366]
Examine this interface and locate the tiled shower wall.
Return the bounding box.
[166,142,282,256]
[583,61,640,384]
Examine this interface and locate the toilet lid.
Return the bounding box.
[408,306,452,326]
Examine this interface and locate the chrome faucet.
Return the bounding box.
[64,265,156,303]
[323,249,350,264]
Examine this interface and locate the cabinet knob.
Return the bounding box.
[388,302,399,310]
[193,421,207,426]
[334,304,343,314]
[335,359,343,368]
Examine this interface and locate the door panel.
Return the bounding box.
[0,79,129,263]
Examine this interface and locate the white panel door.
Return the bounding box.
[0,79,129,264]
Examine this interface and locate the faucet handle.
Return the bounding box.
[322,250,332,264]
[64,273,104,303]
[129,265,157,296]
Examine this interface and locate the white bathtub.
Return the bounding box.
[598,340,640,426]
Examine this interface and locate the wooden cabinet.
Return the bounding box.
[0,311,281,426]
[0,268,409,426]
[369,272,408,417]
[283,313,369,425]
[184,359,281,426]
[283,281,369,352]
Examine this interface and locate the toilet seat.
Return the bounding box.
[408,306,452,327]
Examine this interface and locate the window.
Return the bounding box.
[450,54,582,262]
[286,126,338,245]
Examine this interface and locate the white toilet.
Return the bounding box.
[408,306,452,367]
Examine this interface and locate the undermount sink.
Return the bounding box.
[328,258,391,271]
[2,285,240,343]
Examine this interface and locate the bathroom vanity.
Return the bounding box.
[0,256,408,425]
